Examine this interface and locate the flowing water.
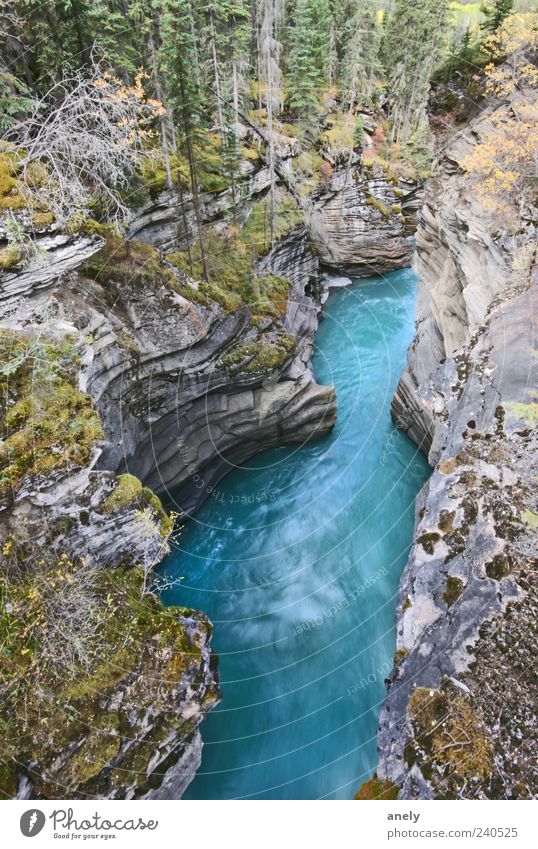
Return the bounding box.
[159,268,430,799]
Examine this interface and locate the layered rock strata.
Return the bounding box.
[376,84,538,800]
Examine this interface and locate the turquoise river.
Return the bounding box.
[160,268,430,799]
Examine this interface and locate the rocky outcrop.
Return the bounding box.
[128,159,273,253]
[13,603,219,801]
[376,84,538,799]
[0,234,104,315]
[310,155,422,277]
[44,226,336,517]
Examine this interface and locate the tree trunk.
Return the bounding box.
[177,55,209,282]
[211,30,225,141]
[148,28,172,190]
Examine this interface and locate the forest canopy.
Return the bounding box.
[0,0,536,243]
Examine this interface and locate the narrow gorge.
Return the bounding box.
[1,13,536,803]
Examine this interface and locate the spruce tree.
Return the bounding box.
[287,0,319,114]
[328,0,358,80]
[287,0,331,116]
[341,0,379,110]
[480,0,514,35]
[160,0,209,280]
[385,0,450,143]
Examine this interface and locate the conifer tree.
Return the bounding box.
[327,0,358,80]
[287,0,331,115]
[384,0,450,142]
[480,0,514,35]
[260,0,284,247]
[287,0,319,114]
[341,0,379,111]
[160,0,209,280]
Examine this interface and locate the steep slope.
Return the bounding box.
[374,77,537,800]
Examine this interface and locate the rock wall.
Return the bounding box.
[376,84,538,799]
[310,154,422,277]
[55,227,336,517]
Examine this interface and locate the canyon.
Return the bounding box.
[1,75,536,799]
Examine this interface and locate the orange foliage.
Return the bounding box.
[460,14,538,217]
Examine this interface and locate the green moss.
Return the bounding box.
[141,133,231,196]
[0,147,50,212]
[140,487,174,537]
[502,401,538,427]
[102,473,143,514]
[62,715,121,787]
[167,191,300,318]
[0,554,200,797]
[219,333,296,375]
[101,476,172,537]
[292,149,325,196]
[83,236,174,288]
[32,211,55,228]
[355,776,400,800]
[0,149,26,210]
[442,575,464,606]
[366,196,390,218]
[391,203,402,213]
[521,509,538,530]
[0,330,102,504]
[0,245,22,271]
[321,115,355,154]
[407,686,493,781]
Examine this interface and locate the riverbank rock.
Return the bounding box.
[375,76,538,800]
[310,157,422,277]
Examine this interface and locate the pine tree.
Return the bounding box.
[286,0,331,115]
[341,0,379,111]
[287,0,319,114]
[480,0,514,35]
[385,0,450,143]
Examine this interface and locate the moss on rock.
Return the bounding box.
[366,196,390,218]
[219,333,296,375]
[166,191,300,318]
[355,776,400,800]
[0,330,102,506]
[82,236,175,289]
[102,473,143,513]
[0,245,22,271]
[407,686,493,783]
[442,575,464,606]
[0,554,206,798]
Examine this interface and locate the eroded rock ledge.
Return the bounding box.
[375,84,538,800]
